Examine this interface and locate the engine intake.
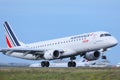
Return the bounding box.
[84,51,100,61]
[53,50,60,58]
[44,50,61,60]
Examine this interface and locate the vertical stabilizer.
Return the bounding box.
[3,21,22,48]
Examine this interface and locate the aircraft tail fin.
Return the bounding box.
[3,21,24,48]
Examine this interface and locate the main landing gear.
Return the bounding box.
[68,56,76,67]
[41,61,50,67]
[68,61,76,67]
[41,56,77,67]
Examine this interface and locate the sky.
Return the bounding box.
[0,0,120,65]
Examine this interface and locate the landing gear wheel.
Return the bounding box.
[102,55,107,59]
[72,62,76,67]
[41,61,50,67]
[68,62,72,67]
[46,61,50,67]
[68,61,76,67]
[41,61,45,67]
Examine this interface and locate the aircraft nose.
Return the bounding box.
[110,37,118,46]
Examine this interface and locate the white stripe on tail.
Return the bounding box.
[3,21,24,48]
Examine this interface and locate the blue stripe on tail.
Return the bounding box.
[4,24,16,46]
[4,21,21,46]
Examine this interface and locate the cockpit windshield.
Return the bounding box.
[100,33,111,37]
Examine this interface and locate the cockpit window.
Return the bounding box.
[100,34,104,37]
[105,34,111,36]
[100,33,111,37]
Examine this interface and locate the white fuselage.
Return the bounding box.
[6,31,118,60]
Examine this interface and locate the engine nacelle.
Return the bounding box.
[44,50,61,60]
[84,51,100,61]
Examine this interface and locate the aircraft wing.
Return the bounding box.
[0,48,45,55]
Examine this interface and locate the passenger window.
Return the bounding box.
[100,34,104,37]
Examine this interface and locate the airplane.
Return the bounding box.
[0,21,118,67]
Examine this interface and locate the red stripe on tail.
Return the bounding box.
[6,36,12,48]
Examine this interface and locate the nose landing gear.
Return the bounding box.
[102,55,107,59]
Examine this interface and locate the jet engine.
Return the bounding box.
[44,50,61,60]
[84,51,100,61]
